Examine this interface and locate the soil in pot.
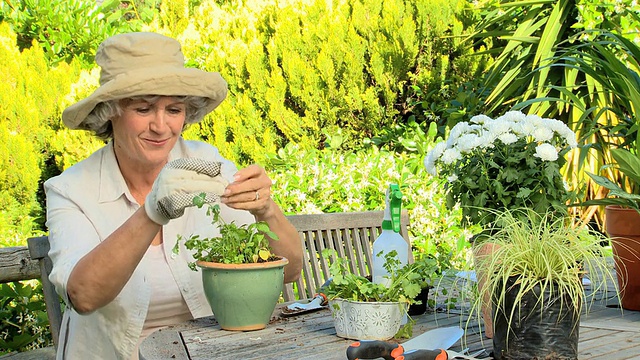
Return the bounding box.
[492,277,580,360]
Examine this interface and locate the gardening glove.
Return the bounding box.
[144,158,229,225]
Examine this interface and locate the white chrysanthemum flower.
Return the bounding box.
[500,111,527,123]
[566,134,578,148]
[470,114,493,124]
[515,119,535,137]
[424,142,447,175]
[551,123,578,148]
[446,122,470,147]
[457,134,484,152]
[532,127,554,142]
[485,118,513,136]
[534,143,559,161]
[441,148,462,165]
[498,133,518,145]
[524,113,544,125]
[447,174,459,182]
[475,132,497,149]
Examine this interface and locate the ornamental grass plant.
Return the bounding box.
[424,111,578,234]
[469,208,618,345]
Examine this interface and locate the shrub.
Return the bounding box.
[0,281,51,353]
[267,133,473,271]
[0,0,157,67]
[153,0,482,165]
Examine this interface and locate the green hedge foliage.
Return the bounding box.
[146,0,487,165]
[0,0,158,67]
[0,23,83,246]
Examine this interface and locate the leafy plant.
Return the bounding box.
[582,148,640,211]
[321,249,425,305]
[173,194,280,270]
[0,281,52,353]
[424,110,577,232]
[542,31,640,221]
[469,208,617,339]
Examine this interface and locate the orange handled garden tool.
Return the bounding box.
[345,326,466,360]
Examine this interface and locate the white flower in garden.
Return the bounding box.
[441,148,461,165]
[501,111,527,123]
[423,110,577,228]
[486,118,512,136]
[470,114,492,124]
[532,127,554,142]
[534,143,559,161]
[424,142,446,175]
[498,133,518,145]
[457,134,483,153]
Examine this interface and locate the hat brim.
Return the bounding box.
[62,66,228,129]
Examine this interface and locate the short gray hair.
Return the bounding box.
[81,95,210,140]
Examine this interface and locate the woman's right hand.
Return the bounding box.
[145,158,229,225]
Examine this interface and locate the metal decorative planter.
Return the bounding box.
[329,298,405,340]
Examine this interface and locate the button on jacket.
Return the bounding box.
[45,138,254,359]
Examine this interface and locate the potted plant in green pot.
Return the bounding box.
[320,249,432,341]
[424,110,578,337]
[173,195,288,331]
[472,208,617,360]
[581,147,640,310]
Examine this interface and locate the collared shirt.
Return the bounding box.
[45,138,254,359]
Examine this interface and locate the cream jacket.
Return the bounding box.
[45,139,254,359]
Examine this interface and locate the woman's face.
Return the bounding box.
[112,96,186,169]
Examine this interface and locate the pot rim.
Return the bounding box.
[329,298,405,306]
[196,256,288,270]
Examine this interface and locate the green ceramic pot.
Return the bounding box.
[197,257,288,331]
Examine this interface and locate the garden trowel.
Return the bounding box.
[280,293,328,317]
[346,326,484,359]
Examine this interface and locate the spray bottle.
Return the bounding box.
[372,184,409,286]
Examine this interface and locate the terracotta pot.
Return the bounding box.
[197,257,288,331]
[605,206,640,311]
[472,242,501,339]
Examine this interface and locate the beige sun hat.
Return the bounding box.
[62,32,228,129]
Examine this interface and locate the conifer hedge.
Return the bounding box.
[167,0,486,164]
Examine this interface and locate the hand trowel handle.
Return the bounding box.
[345,340,403,360]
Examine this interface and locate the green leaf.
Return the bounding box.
[611,149,640,186]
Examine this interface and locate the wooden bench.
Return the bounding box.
[0,237,57,359]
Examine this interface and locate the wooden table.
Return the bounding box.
[140,281,640,360]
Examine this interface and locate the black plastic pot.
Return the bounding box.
[492,276,580,360]
[408,287,430,316]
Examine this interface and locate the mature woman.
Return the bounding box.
[44,32,303,359]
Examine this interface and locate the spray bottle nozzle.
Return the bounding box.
[384,184,403,233]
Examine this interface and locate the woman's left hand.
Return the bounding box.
[221,164,274,217]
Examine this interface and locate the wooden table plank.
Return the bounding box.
[141,278,640,360]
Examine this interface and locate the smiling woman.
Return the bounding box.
[43,32,302,359]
